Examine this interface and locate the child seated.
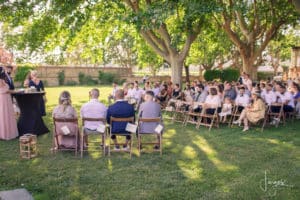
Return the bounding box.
[219,97,232,123]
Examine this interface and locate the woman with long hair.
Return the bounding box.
[0,67,18,140]
[52,91,78,148]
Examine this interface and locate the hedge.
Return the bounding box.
[204,68,240,82]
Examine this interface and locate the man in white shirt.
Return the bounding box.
[81,88,108,131]
[261,83,276,105]
[235,87,250,110]
[108,82,118,104]
[132,81,144,103]
[275,84,295,112]
[126,83,135,98]
[242,73,252,92]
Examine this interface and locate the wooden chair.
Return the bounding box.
[267,103,285,127]
[137,117,162,156]
[284,109,296,122]
[248,105,269,132]
[184,102,203,126]
[162,99,176,120]
[172,100,189,123]
[196,107,219,131]
[229,104,244,127]
[108,117,135,158]
[80,118,107,158]
[52,118,79,156]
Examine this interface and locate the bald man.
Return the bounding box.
[107,89,135,150]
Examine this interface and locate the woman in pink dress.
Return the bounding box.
[52,91,78,148]
[0,67,18,140]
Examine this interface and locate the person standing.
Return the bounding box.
[0,67,18,140]
[29,70,46,116]
[4,65,15,90]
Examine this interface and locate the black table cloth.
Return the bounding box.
[12,92,49,136]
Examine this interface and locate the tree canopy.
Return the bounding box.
[0,0,299,82]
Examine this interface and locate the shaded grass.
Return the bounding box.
[0,86,299,199]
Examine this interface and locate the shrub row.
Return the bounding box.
[203,68,240,82]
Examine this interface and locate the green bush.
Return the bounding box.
[221,68,240,82]
[14,65,35,82]
[78,72,98,85]
[203,69,222,81]
[57,70,65,86]
[204,68,240,82]
[257,72,273,81]
[98,71,118,84]
[65,80,78,86]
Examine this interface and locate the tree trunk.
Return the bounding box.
[184,64,190,83]
[242,56,257,80]
[170,57,184,86]
[199,65,203,80]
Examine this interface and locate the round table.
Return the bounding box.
[12,91,49,136]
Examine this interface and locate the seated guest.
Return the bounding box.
[126,82,134,98]
[0,67,18,140]
[235,87,250,111]
[233,91,266,131]
[242,73,253,93]
[172,83,182,100]
[219,97,233,123]
[52,91,78,148]
[122,82,129,96]
[183,84,193,102]
[132,81,144,103]
[224,82,237,101]
[81,88,107,132]
[193,84,208,112]
[152,82,160,97]
[107,89,135,150]
[29,70,46,116]
[203,87,222,114]
[4,65,15,90]
[167,81,173,98]
[144,81,152,91]
[275,84,295,112]
[138,91,163,149]
[108,82,118,104]
[261,83,276,106]
[156,84,168,104]
[194,84,208,103]
[291,82,300,118]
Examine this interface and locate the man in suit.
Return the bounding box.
[107,89,135,150]
[4,65,14,90]
[138,90,163,149]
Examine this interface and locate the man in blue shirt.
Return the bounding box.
[107,89,135,150]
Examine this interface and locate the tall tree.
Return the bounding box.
[214,0,299,79]
[120,0,217,85]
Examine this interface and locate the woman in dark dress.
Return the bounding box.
[29,70,46,116]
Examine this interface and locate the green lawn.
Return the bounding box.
[0,86,299,200]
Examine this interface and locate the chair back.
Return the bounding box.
[82,117,106,125]
[53,117,79,136]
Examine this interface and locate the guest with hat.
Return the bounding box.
[233,91,266,132]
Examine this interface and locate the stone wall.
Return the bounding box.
[34,65,132,86]
[16,65,201,86]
